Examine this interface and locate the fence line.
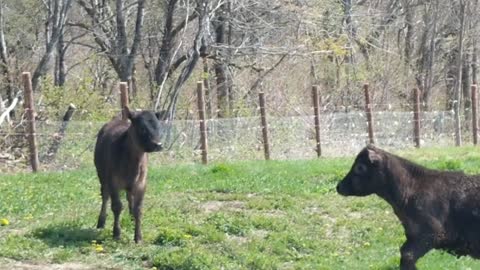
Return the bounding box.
[2,80,480,172]
[0,111,475,172]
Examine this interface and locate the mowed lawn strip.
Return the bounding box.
[1,146,480,269]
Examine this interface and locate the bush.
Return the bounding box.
[40,76,116,121]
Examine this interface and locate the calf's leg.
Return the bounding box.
[126,190,134,217]
[110,190,123,240]
[400,238,432,270]
[97,185,109,229]
[132,186,145,243]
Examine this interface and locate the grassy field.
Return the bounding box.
[2,146,480,269]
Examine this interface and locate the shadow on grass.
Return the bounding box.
[31,222,104,247]
[377,265,399,270]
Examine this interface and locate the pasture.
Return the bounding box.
[2,146,480,269]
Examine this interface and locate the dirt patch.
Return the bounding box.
[0,259,106,270]
[347,211,363,219]
[250,229,269,239]
[262,209,285,218]
[0,227,28,238]
[200,200,246,213]
[226,234,249,244]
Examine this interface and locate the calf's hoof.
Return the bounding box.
[113,228,121,240]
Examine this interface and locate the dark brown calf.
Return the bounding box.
[94,106,165,243]
[337,145,480,270]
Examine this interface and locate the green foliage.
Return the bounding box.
[152,247,216,270]
[154,227,190,247]
[437,159,463,171]
[209,163,233,174]
[312,35,349,57]
[40,76,116,121]
[206,212,251,236]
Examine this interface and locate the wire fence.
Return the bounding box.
[0,109,466,173]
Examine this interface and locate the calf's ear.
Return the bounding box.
[124,106,135,120]
[367,148,382,164]
[156,110,168,122]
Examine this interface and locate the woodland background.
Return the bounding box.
[0,0,477,120]
[0,0,479,170]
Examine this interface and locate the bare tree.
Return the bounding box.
[32,0,73,91]
[415,1,438,110]
[54,27,66,86]
[76,0,145,85]
[213,1,230,118]
[156,0,214,118]
[0,0,13,114]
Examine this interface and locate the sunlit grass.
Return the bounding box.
[1,146,480,269]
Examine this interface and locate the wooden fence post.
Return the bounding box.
[120,82,129,120]
[413,88,421,148]
[197,81,208,164]
[472,84,478,145]
[364,83,375,144]
[258,92,271,160]
[22,72,39,172]
[312,85,322,157]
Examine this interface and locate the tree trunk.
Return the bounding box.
[473,39,478,85]
[454,0,466,146]
[54,28,66,86]
[446,50,457,110]
[203,57,212,118]
[154,0,177,86]
[226,1,234,114]
[422,1,438,110]
[404,0,414,67]
[0,0,14,118]
[463,54,471,123]
[214,3,229,118]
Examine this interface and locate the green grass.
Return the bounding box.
[2,146,480,269]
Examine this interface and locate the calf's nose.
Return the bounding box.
[336,182,346,195]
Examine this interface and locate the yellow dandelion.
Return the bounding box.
[0,218,9,226]
[95,244,104,252]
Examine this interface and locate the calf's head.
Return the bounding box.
[126,106,167,152]
[336,145,387,197]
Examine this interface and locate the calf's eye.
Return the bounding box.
[354,164,367,174]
